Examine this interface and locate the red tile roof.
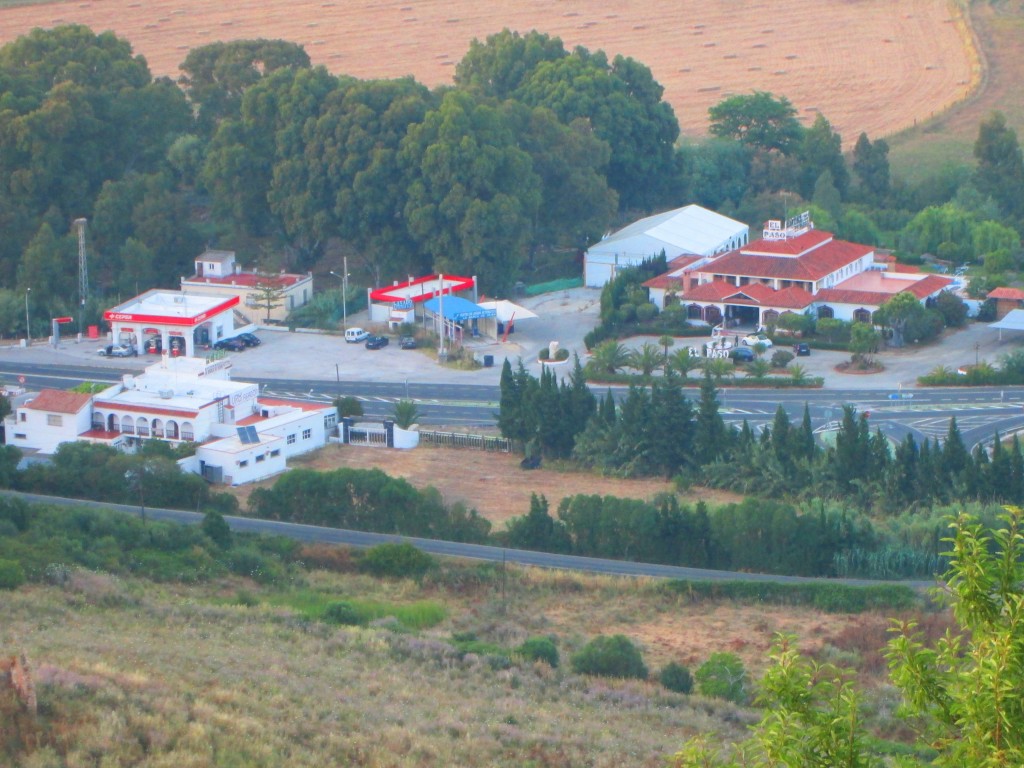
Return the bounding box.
[741,228,834,256]
[79,429,123,440]
[988,287,1024,300]
[257,397,334,413]
[642,255,702,290]
[902,274,954,299]
[705,237,873,282]
[813,288,892,306]
[680,281,814,309]
[24,390,92,414]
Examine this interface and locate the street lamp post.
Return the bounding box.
[24,288,30,345]
[330,257,349,330]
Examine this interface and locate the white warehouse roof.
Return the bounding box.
[587,204,749,261]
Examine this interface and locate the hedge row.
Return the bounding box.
[659,579,921,613]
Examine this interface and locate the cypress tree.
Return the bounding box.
[693,370,728,465]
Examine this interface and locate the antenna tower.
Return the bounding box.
[75,218,89,313]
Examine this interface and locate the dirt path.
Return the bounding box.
[0,0,975,144]
[231,443,741,527]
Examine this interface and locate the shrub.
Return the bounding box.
[635,302,658,322]
[0,558,25,589]
[358,542,437,580]
[571,634,648,679]
[696,652,750,704]
[323,600,364,626]
[771,350,794,368]
[659,661,693,693]
[516,636,559,668]
[201,510,231,549]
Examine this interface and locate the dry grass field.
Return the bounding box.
[2,562,927,766]
[229,443,743,527]
[0,0,976,145]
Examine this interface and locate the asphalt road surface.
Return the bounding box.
[3,360,1024,448]
[1,489,934,588]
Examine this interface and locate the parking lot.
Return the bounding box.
[1,287,1020,390]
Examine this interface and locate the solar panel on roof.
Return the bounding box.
[245,426,259,444]
[236,427,252,444]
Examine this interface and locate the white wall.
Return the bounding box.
[6,406,92,454]
[393,425,420,450]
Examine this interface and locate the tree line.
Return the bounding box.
[3,25,1022,338]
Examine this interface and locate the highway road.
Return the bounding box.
[3,360,1024,448]
[0,489,934,588]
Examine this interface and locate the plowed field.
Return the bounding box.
[0,0,976,144]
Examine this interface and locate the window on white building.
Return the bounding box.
[255,454,265,463]
[239,460,249,467]
[324,413,337,428]
[46,414,62,427]
[19,412,26,422]
[287,434,296,444]
[270,449,280,457]
[302,429,312,440]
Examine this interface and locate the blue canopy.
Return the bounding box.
[423,295,495,322]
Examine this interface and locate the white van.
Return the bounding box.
[345,327,369,343]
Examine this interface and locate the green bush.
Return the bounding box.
[571,634,648,679]
[0,557,26,589]
[658,661,693,693]
[695,652,750,704]
[323,600,364,626]
[516,636,559,668]
[771,350,794,368]
[635,302,658,322]
[358,543,437,580]
[201,510,232,549]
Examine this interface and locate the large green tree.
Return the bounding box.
[708,91,803,155]
[399,90,541,293]
[973,111,1024,222]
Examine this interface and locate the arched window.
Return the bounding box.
[687,303,703,320]
[704,306,722,324]
[92,412,104,430]
[151,418,164,438]
[762,309,780,325]
[166,420,179,440]
[853,308,871,323]
[120,415,134,435]
[107,414,120,432]
[137,417,150,437]
[817,306,834,320]
[181,421,195,441]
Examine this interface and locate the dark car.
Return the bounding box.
[793,342,811,357]
[214,338,246,352]
[399,335,416,350]
[365,335,390,350]
[237,332,261,347]
[730,346,755,363]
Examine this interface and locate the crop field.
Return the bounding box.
[0,0,976,145]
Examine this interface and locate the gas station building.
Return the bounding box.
[103,290,240,357]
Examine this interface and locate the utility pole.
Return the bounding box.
[438,273,445,361]
[342,256,348,331]
[24,288,30,345]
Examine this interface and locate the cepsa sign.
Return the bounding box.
[107,313,134,321]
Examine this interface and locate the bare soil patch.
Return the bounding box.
[0,0,975,144]
[231,443,741,527]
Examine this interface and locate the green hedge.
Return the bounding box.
[583,371,824,388]
[660,579,920,613]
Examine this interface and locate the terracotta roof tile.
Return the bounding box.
[680,281,814,309]
[988,287,1024,300]
[24,390,92,414]
[903,274,954,299]
[706,236,873,282]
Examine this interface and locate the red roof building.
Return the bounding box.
[644,213,954,328]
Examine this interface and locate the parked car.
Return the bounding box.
[237,332,261,347]
[365,335,390,350]
[731,347,755,363]
[399,335,417,350]
[98,343,137,357]
[741,333,773,348]
[214,338,246,352]
[345,327,369,343]
[793,342,811,356]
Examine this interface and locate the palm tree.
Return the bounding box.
[392,399,419,429]
[629,342,663,377]
[746,358,772,380]
[789,364,809,384]
[590,340,631,375]
[669,348,702,379]
[704,357,733,382]
[659,334,675,369]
